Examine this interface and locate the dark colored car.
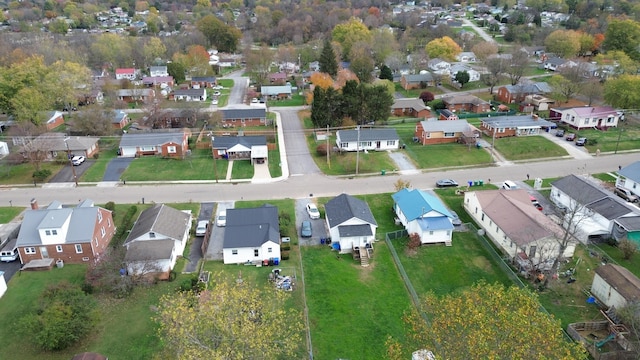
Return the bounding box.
[565,133,576,141]
[575,137,587,146]
[449,210,462,226]
[301,220,312,237]
[555,129,565,137]
[436,179,459,188]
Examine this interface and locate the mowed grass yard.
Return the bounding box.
[492,135,569,160]
[121,148,228,181]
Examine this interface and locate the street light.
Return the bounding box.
[64,138,78,187]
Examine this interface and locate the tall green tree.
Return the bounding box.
[311,85,341,128]
[196,14,242,53]
[349,45,375,83]
[379,65,393,81]
[604,74,640,109]
[332,17,372,61]
[454,70,470,87]
[319,38,338,77]
[603,19,640,61]
[341,80,362,122]
[362,84,393,124]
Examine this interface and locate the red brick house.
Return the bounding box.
[269,72,288,84]
[496,82,552,104]
[190,76,217,88]
[220,108,268,127]
[400,73,435,90]
[391,98,431,118]
[118,131,190,158]
[45,111,65,130]
[15,199,115,265]
[441,94,490,113]
[414,119,478,145]
[112,110,130,129]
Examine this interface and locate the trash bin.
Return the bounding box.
[320,238,325,245]
[468,180,473,187]
[479,180,484,186]
[381,170,386,175]
[474,180,479,186]
[273,258,279,265]
[56,259,64,268]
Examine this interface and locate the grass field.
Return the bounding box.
[0,206,23,222]
[492,134,569,160]
[307,134,398,175]
[0,161,62,185]
[121,148,227,181]
[230,158,254,179]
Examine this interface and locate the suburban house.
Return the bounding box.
[550,175,640,244]
[456,52,476,62]
[522,94,555,112]
[222,205,281,265]
[269,72,288,84]
[335,128,400,152]
[218,58,237,68]
[400,73,435,90]
[617,162,640,198]
[45,111,65,130]
[149,65,168,77]
[449,64,480,82]
[116,88,155,103]
[391,98,431,118]
[392,188,455,245]
[115,68,138,80]
[496,82,553,104]
[190,76,217,88]
[142,76,174,88]
[172,88,207,102]
[549,106,621,130]
[414,119,479,145]
[464,189,574,271]
[220,108,267,127]
[591,264,640,309]
[118,131,190,158]
[261,84,293,100]
[427,58,451,74]
[438,109,459,121]
[325,193,378,255]
[19,133,100,159]
[543,57,566,71]
[123,204,192,279]
[112,110,130,129]
[480,115,556,138]
[441,94,490,113]
[15,199,115,265]
[211,135,268,164]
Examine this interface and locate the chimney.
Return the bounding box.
[532,114,539,120]
[30,198,39,210]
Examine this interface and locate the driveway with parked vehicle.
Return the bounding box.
[295,199,328,246]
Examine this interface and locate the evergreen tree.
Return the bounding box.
[341,80,362,122]
[379,65,393,81]
[319,38,338,77]
[362,84,393,124]
[454,70,471,87]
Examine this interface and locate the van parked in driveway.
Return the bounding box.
[0,246,18,262]
[502,180,519,190]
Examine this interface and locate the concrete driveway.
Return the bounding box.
[185,202,215,273]
[205,202,234,260]
[295,198,329,246]
[276,107,321,176]
[0,259,21,284]
[540,131,593,160]
[103,157,134,181]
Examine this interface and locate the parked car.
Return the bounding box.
[213,85,223,90]
[575,137,587,146]
[211,99,219,105]
[449,210,462,226]
[251,98,258,103]
[614,187,639,203]
[436,179,458,187]
[565,133,576,141]
[301,220,312,237]
[213,91,221,96]
[555,129,565,137]
[501,180,519,190]
[306,203,320,219]
[195,220,209,236]
[529,195,543,211]
[216,210,227,227]
[71,155,85,166]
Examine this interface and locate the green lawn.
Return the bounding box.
[558,125,640,153]
[492,135,569,160]
[230,159,254,179]
[80,139,120,182]
[267,94,306,106]
[121,149,226,181]
[0,206,23,222]
[308,134,398,175]
[268,148,282,178]
[0,162,63,185]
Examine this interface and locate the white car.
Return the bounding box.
[306,203,320,219]
[195,220,209,236]
[251,98,258,103]
[71,156,85,166]
[213,91,221,96]
[213,85,223,90]
[216,210,227,227]
[211,99,219,105]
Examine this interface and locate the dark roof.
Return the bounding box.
[124,204,191,245]
[619,162,640,182]
[616,216,640,231]
[551,175,608,204]
[325,193,377,228]
[223,205,279,249]
[587,198,636,220]
[191,76,216,82]
[124,239,175,261]
[336,128,399,142]
[119,132,185,147]
[212,135,266,149]
[595,264,640,303]
[338,224,373,237]
[403,73,434,83]
[173,88,205,96]
[220,108,266,120]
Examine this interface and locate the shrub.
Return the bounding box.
[32,169,52,182]
[93,153,100,159]
[281,244,291,251]
[316,142,328,156]
[619,239,637,260]
[104,201,116,218]
[281,251,290,260]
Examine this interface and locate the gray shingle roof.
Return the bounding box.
[119,132,185,147]
[338,224,373,237]
[220,108,266,120]
[325,193,377,228]
[124,204,191,245]
[391,98,429,112]
[124,239,175,261]
[403,73,434,83]
[482,115,555,129]
[336,128,399,142]
[503,82,552,94]
[587,198,635,220]
[419,119,471,132]
[191,76,216,82]
[595,264,640,303]
[223,205,280,248]
[551,175,608,204]
[173,88,205,96]
[212,135,266,149]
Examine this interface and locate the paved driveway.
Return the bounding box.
[541,131,593,160]
[277,107,321,176]
[0,259,21,284]
[205,202,234,260]
[49,161,92,183]
[103,157,134,181]
[295,198,329,246]
[185,202,215,273]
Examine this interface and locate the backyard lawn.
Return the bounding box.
[230,158,254,179]
[307,134,398,175]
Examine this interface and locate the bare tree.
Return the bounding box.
[505,47,530,85]
[580,78,603,106]
[481,56,504,94]
[8,122,49,171]
[70,106,115,136]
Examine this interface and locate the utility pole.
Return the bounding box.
[355,126,360,175]
[492,122,499,163]
[326,124,330,169]
[64,138,78,187]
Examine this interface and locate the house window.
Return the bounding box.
[25,247,36,254]
[56,245,63,252]
[425,132,431,138]
[101,227,106,237]
[75,244,83,253]
[254,249,259,257]
[149,232,156,238]
[386,140,396,146]
[444,132,455,138]
[489,220,492,226]
[232,250,238,255]
[496,225,499,232]
[45,230,51,236]
[98,211,103,221]
[529,246,537,258]
[475,207,478,214]
[108,218,112,227]
[607,117,613,123]
[429,231,434,235]
[167,146,177,154]
[481,214,484,221]
[268,247,272,253]
[52,230,57,235]
[95,237,98,246]
[340,142,348,148]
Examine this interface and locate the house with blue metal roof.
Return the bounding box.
[392,188,455,245]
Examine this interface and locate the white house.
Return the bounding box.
[0,271,6,299]
[427,58,451,74]
[591,264,640,309]
[392,188,454,245]
[449,64,480,82]
[325,194,378,254]
[617,162,640,198]
[172,88,207,102]
[123,204,192,278]
[455,52,476,62]
[550,175,638,244]
[222,205,281,265]
[464,189,574,271]
[0,141,9,157]
[550,106,621,130]
[115,68,138,80]
[149,65,168,77]
[335,128,400,152]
